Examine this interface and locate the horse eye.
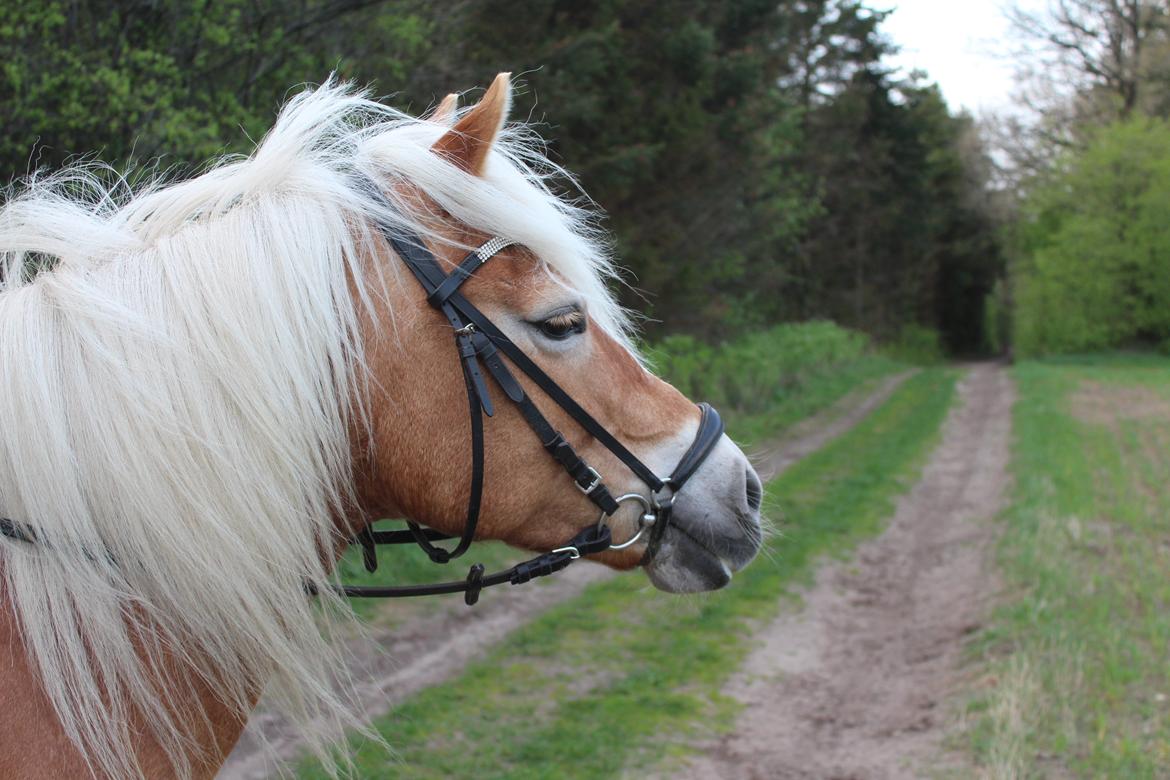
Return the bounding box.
[536,310,586,341]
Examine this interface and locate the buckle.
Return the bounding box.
[576,466,603,495]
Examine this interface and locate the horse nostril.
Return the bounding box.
[745,468,763,512]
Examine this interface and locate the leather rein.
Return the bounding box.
[0,205,726,607]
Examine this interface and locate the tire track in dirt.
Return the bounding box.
[671,363,1013,780]
[219,372,913,779]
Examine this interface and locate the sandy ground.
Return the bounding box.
[219,374,912,779]
[669,363,1014,780]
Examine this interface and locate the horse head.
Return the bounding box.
[353,73,763,592]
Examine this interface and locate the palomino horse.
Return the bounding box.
[0,74,763,778]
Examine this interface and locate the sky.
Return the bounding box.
[881,0,1045,116]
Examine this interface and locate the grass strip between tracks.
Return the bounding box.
[298,368,958,779]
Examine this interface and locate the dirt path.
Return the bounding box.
[671,363,1014,780]
[219,372,912,779]
[748,372,913,480]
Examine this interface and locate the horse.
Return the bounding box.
[0,73,763,779]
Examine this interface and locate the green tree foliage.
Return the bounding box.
[406,0,1002,348]
[784,33,1002,352]
[0,0,1003,353]
[0,0,432,176]
[1014,118,1170,355]
[405,0,812,333]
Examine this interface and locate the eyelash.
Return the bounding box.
[535,311,586,340]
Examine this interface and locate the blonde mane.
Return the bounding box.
[0,79,627,779]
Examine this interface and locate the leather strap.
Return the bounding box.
[309,524,613,601]
[384,229,635,533]
[426,241,514,308]
[383,227,665,490]
[669,403,724,488]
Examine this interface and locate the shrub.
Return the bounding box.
[645,321,873,415]
[884,324,944,366]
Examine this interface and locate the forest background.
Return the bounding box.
[4,0,1169,359]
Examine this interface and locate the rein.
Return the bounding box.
[0,199,726,607]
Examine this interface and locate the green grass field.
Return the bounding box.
[971,355,1170,777]
[300,369,957,779]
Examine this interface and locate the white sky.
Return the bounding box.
[881,0,1045,116]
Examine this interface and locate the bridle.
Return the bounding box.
[0,199,726,607]
[327,203,725,604]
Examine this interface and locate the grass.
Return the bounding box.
[969,354,1170,777]
[299,368,958,779]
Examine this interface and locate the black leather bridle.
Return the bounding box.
[0,204,726,607]
[327,210,726,604]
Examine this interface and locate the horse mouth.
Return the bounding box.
[643,514,761,593]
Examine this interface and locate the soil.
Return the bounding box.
[669,363,1015,780]
[218,372,915,780]
[1068,379,1170,427]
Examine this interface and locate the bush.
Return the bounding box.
[884,324,944,366]
[645,321,873,415]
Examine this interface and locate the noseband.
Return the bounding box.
[0,202,726,607]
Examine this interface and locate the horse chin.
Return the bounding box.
[642,516,761,593]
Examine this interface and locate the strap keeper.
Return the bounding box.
[544,432,568,457]
[470,331,497,359]
[464,563,485,606]
[456,333,478,359]
[427,265,476,308]
[548,438,587,476]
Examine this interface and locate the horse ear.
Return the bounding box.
[431,73,511,176]
[427,93,459,125]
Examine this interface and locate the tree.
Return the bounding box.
[781,17,1004,351]
[403,0,812,334]
[0,0,1005,351]
[0,0,431,180]
[1009,0,1170,118]
[1013,118,1170,354]
[998,1,1170,181]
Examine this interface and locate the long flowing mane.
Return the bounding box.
[0,80,628,779]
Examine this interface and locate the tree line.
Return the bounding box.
[1001,0,1170,356]
[1,0,1004,353]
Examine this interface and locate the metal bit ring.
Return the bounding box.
[597,493,656,551]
